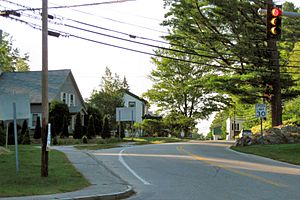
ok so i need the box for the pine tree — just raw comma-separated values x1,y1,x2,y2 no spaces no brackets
87,115,96,139
62,115,69,138
21,120,30,144
73,113,82,139
101,115,111,139
33,116,41,139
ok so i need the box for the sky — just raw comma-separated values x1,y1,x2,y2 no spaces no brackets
1,0,300,134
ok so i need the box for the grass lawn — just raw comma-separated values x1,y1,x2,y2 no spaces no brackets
75,143,122,150
231,143,300,165
0,145,90,197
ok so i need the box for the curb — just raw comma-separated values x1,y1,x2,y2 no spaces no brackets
60,186,135,200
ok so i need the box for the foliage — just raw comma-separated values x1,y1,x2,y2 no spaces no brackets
49,101,70,138
62,115,69,138
0,125,5,146
206,132,213,140
0,32,30,72
87,115,96,139
82,135,88,144
134,119,166,137
7,122,21,145
85,105,103,135
163,112,196,137
282,97,300,126
161,0,300,126
73,113,82,139
88,67,128,130
21,120,30,145
33,116,41,139
101,115,111,139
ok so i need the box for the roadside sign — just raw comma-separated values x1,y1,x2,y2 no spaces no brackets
256,104,267,118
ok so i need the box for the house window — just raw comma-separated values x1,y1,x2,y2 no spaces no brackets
128,101,136,107
232,123,239,131
61,92,67,104
69,94,75,106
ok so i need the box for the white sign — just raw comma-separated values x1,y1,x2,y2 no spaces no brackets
256,104,267,118
116,107,136,122
0,94,30,120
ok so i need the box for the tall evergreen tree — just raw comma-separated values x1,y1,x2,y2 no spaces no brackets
33,116,41,139
101,115,111,139
87,115,96,139
73,113,82,139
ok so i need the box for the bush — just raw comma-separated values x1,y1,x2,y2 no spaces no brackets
33,116,41,139
0,125,5,146
21,120,30,145
87,115,96,139
101,115,111,139
82,135,88,144
7,122,21,145
52,136,58,145
73,113,82,139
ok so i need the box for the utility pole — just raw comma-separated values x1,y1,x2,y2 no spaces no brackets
266,0,282,127
41,0,49,177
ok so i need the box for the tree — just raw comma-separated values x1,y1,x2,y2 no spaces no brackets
101,115,111,139
0,124,5,146
0,32,30,72
145,48,229,134
88,67,128,129
73,113,82,139
161,0,300,127
34,116,41,139
86,104,103,135
49,101,70,138
62,115,69,138
87,115,96,139
20,120,30,144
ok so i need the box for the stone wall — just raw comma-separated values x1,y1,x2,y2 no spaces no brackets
234,126,300,146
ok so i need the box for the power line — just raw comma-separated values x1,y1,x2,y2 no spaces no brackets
5,14,300,76
1,0,136,11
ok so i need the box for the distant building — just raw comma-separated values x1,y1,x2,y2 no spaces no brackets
122,90,148,123
0,69,86,132
226,118,245,140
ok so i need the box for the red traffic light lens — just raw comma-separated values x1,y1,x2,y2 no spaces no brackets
272,8,282,17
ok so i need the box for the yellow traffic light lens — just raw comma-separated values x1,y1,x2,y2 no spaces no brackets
270,27,281,35
270,18,277,25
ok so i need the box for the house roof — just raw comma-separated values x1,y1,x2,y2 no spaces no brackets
0,70,85,110
123,90,148,104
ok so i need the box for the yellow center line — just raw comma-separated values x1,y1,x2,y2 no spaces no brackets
176,145,288,188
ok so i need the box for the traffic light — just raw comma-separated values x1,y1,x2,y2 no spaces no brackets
267,5,282,39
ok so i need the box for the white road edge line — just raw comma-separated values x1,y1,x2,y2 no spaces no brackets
119,148,152,185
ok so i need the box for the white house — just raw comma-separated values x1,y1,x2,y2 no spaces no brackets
122,90,148,123
226,117,245,140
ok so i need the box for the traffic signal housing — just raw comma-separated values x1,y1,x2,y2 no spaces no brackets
267,5,282,39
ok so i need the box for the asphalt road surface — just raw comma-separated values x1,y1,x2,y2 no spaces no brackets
91,141,300,200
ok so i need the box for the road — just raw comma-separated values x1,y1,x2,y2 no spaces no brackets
91,141,300,200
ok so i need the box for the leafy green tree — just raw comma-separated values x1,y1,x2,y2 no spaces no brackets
0,32,30,72
33,116,41,139
86,104,103,135
163,112,196,137
134,119,166,137
161,0,300,127
87,115,96,139
49,101,70,138
73,113,82,139
88,67,128,130
101,115,111,139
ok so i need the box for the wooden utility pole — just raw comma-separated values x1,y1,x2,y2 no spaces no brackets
266,0,282,127
41,0,49,177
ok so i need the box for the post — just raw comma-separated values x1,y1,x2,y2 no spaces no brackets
266,0,282,127
41,0,49,177
13,103,19,174
260,118,263,135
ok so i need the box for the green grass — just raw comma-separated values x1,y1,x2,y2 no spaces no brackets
231,143,300,165
0,145,90,197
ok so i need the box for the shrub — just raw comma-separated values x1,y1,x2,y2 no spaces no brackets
61,115,69,138
0,125,5,146
73,113,82,139
33,116,41,139
101,115,111,139
49,100,70,137
7,122,21,145
21,120,30,145
82,135,88,144
87,115,96,139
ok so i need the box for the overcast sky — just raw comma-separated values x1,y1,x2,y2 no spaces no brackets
1,0,299,134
